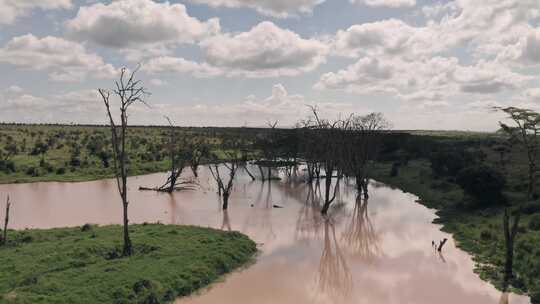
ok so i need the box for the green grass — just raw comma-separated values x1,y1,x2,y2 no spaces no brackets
0,224,257,303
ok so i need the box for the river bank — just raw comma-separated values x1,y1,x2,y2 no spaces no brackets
371,160,539,302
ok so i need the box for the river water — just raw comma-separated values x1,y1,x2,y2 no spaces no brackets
0,167,530,304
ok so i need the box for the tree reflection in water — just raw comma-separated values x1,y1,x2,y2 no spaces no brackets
316,218,353,300
295,182,324,242
499,292,509,304
340,197,380,261
242,182,276,241
221,209,231,231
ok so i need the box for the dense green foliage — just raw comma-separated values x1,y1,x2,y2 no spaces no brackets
456,165,506,206
0,224,256,303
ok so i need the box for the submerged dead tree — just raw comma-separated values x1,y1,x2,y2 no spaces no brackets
346,113,389,198
307,107,349,215
98,66,149,256
209,144,243,210
187,137,210,178
140,117,195,193
1,195,11,246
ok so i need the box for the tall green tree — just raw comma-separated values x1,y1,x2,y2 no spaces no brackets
498,107,540,200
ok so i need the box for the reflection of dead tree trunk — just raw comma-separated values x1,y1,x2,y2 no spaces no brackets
317,219,352,298
503,208,521,287
221,209,231,231
294,183,323,241
1,195,11,246
209,162,238,210
99,66,149,256
498,292,509,304
341,198,380,260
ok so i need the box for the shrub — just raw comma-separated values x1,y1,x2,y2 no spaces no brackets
531,290,540,304
456,165,506,206
56,167,66,175
25,166,39,177
523,201,540,215
390,162,400,177
528,215,540,231
0,159,15,173
70,156,81,167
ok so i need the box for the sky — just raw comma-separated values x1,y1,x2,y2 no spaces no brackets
0,0,539,130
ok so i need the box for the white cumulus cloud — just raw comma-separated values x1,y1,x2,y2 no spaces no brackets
0,34,118,82
66,0,220,48
0,0,72,26
187,0,325,18
200,21,328,77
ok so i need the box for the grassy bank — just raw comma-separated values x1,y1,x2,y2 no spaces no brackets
0,224,257,303
371,160,540,300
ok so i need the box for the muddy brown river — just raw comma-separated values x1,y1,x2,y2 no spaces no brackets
0,167,530,304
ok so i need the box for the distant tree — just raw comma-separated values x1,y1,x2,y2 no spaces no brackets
497,107,540,200
30,141,49,161
3,143,18,160
98,66,149,257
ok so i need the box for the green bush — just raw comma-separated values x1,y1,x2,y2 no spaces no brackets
456,165,506,206
531,290,540,304
0,159,15,173
528,215,540,231
25,166,39,177
523,201,540,215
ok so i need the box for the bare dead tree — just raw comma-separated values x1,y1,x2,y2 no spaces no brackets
209,160,239,210
187,137,209,178
1,195,11,246
208,144,242,210
503,208,521,287
306,107,350,215
346,113,390,198
140,117,195,193
98,66,149,256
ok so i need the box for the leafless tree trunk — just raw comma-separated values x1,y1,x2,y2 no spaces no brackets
1,195,11,246
98,66,149,257
503,208,521,287
209,162,238,210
